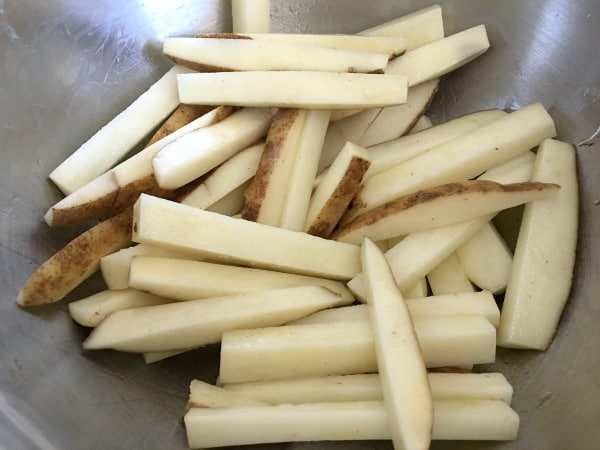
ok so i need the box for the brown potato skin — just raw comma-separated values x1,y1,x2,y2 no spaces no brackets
147,104,214,146
306,156,371,238
17,209,133,306
48,187,118,227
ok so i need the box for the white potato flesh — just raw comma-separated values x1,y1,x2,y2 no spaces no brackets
152,108,274,190
498,139,578,350
188,379,266,408
177,71,408,109
408,114,433,133
204,181,249,216
362,239,432,450
335,180,559,245
365,109,507,179
68,289,172,327
239,33,407,55
48,65,191,194
403,277,429,299
231,0,270,33
218,315,496,383
478,150,536,183
279,109,331,231
128,257,354,303
456,222,513,293
386,25,489,86
427,252,475,295
132,195,361,280
351,103,556,219
164,38,390,73
178,142,263,209
221,372,513,404
184,399,518,447
83,285,343,352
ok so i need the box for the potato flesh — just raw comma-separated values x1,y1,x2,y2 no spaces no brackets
408,114,433,133
231,0,270,33
132,194,361,280
184,399,519,447
498,139,578,350
218,316,496,383
204,182,249,216
427,252,475,295
48,65,191,195
177,71,408,109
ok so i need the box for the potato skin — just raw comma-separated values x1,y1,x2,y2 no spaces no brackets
147,104,214,146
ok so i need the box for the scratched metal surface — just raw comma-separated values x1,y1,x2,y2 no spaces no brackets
0,0,598,449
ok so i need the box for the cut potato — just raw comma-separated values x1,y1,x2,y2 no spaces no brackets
184,399,519,447
361,238,432,450
177,71,408,109
218,315,496,383
231,0,270,33
427,253,475,295
402,277,429,299
133,194,361,280
386,25,489,86
205,182,250,216
498,139,578,350
146,104,214,146
305,142,371,237
365,109,507,179
128,257,354,303
48,65,192,195
188,379,266,409
408,115,433,133
220,372,513,404
83,285,343,352
152,108,275,190
334,180,559,244
17,209,132,306
346,103,556,221
68,288,172,327
164,38,390,73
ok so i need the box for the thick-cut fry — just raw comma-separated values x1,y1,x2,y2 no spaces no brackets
345,103,556,221
205,181,249,216
305,142,371,238
146,104,214,146
128,257,354,303
132,194,361,280
231,0,270,34
219,316,496,383
16,209,132,306
334,180,559,245
68,289,172,327
188,380,266,409
164,38,390,73
83,286,343,352
48,65,192,195
408,115,433,133
184,399,519,447
152,108,274,190
362,238,432,450
498,139,578,350
403,277,429,298
220,372,513,404
427,253,475,295
177,71,408,109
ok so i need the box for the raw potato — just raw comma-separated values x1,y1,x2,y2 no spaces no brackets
48,65,192,195
334,180,559,245
163,37,391,73
68,289,172,327
132,194,361,280
176,71,408,109
184,400,519,447
361,238,433,450
152,107,275,190
83,285,344,352
408,115,433,133
427,253,475,295
231,0,270,33
16,209,132,306
188,380,266,409
146,104,213,146
128,257,354,303
403,277,429,299
205,181,249,216
305,142,371,238
498,139,578,350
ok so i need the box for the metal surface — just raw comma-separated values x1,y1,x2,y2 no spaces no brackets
1,0,598,449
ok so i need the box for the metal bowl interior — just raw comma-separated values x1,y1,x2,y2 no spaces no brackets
1,1,598,449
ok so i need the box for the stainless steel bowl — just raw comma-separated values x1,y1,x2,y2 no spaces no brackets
1,1,598,449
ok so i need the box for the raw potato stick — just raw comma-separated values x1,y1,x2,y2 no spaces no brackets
231,0,270,33
48,65,192,195
498,139,578,350
83,285,344,352
361,238,433,450
16,209,132,306
184,399,519,447
132,194,361,280
176,71,408,109
205,181,249,216
408,115,433,133
128,257,354,303
219,372,514,404
146,104,214,146
427,252,475,295
218,315,496,383
188,379,266,409
403,277,429,298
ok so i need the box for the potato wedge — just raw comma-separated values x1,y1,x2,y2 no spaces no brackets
177,71,408,109
17,209,132,306
334,180,559,245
